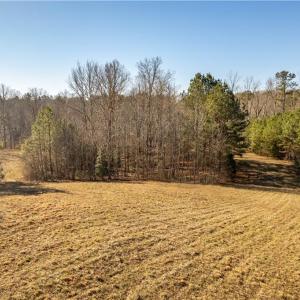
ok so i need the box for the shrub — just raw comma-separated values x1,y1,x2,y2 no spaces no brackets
95,151,109,179
0,162,4,181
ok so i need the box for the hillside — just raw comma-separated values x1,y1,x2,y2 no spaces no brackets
0,151,299,299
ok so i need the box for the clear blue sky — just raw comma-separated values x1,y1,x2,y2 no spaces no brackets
0,1,299,94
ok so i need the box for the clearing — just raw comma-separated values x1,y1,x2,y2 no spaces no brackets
0,150,299,299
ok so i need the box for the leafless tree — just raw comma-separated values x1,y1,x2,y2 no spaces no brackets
96,60,129,178
69,61,100,136
227,71,241,93
242,77,263,117
265,78,277,115
0,84,10,148
2,59,300,183
135,57,174,178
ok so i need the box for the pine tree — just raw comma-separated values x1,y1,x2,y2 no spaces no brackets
183,73,247,178
22,106,58,180
95,150,109,179
275,71,297,112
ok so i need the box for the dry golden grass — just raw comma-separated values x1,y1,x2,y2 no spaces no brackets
0,151,299,299
0,149,24,182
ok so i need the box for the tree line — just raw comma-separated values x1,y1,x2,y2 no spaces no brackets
0,58,299,182
231,71,299,118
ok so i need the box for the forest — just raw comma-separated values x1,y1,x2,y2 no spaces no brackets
0,59,299,182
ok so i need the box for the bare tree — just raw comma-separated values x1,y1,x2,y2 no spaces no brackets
227,71,241,93
96,59,129,178
0,84,9,148
135,57,173,177
242,77,263,117
69,61,100,136
265,78,277,115
0,84,14,148
5,59,296,183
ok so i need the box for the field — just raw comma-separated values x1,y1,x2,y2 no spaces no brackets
0,150,299,299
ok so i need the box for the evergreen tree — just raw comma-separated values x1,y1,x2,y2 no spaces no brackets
22,106,58,180
275,71,297,112
95,150,109,179
183,73,247,178
247,109,300,163
206,83,248,155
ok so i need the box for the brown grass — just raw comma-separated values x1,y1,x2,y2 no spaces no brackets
0,149,25,182
0,151,299,299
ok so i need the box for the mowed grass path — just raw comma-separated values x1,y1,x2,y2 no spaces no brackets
0,151,299,299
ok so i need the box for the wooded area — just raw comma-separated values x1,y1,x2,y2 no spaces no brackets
1,58,299,182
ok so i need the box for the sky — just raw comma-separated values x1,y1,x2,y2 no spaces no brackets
0,1,300,95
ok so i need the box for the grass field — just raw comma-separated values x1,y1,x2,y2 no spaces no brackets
0,151,299,299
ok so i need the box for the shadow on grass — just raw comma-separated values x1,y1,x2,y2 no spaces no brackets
223,182,300,195
0,181,66,196
71,178,145,184
231,158,300,195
